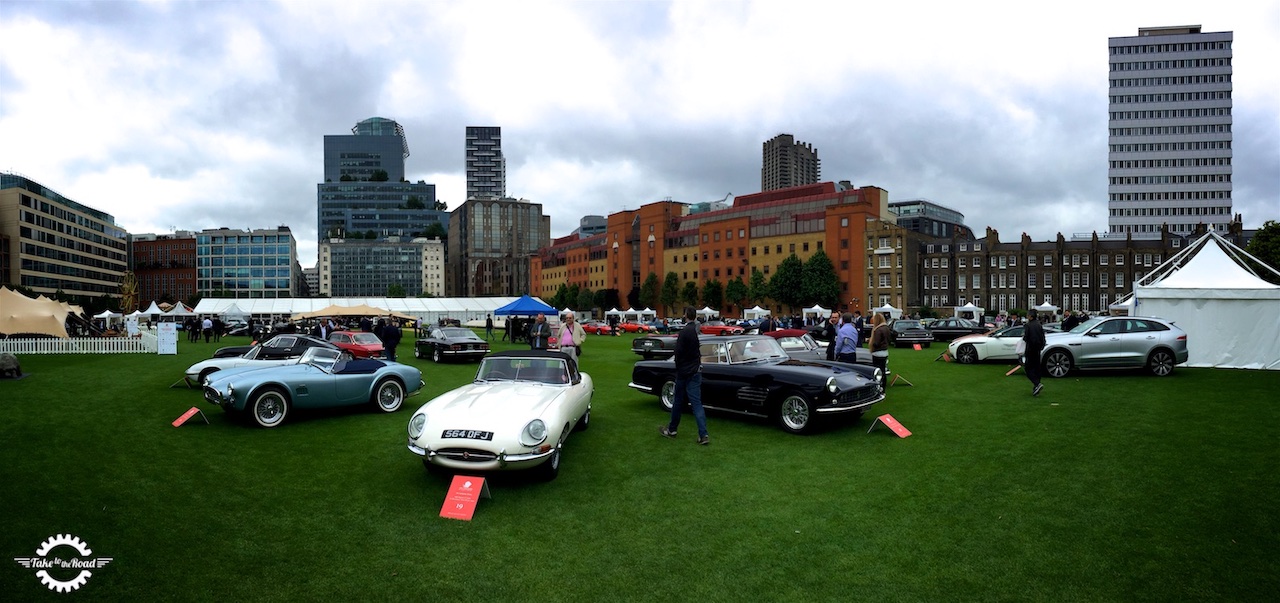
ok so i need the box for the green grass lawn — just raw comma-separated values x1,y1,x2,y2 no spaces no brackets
2,331,1277,601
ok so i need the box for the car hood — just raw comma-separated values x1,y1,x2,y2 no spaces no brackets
206,362,318,388
414,381,569,429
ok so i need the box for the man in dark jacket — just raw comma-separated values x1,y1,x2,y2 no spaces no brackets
1022,311,1047,396
661,307,709,445
381,320,402,361
821,313,839,361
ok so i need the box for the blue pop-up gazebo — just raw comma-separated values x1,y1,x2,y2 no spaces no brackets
493,294,557,316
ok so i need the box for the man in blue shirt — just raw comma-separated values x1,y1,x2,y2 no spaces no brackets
835,312,860,363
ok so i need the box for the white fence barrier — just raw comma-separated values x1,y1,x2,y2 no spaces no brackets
0,330,158,355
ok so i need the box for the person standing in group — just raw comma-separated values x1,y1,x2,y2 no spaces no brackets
835,312,859,363
868,313,891,388
212,316,224,342
853,311,865,336
1022,311,1047,396
556,311,587,364
185,317,197,342
382,319,402,362
661,307,709,445
485,314,494,341
528,313,552,350
202,316,213,343
822,313,840,361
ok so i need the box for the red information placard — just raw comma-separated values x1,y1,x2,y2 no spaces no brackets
867,414,912,438
172,406,208,427
912,344,922,351
440,475,491,521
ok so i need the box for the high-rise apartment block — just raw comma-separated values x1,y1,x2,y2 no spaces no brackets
465,126,506,200
195,226,302,298
318,236,444,297
1,172,128,302
761,134,820,191
448,197,549,297
1107,25,1233,237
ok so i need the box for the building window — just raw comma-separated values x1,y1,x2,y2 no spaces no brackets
1028,255,1037,267
1100,255,1108,266
1116,254,1124,265
1044,254,1053,266
841,239,849,249
1009,256,1017,267
841,218,849,227
1028,273,1037,288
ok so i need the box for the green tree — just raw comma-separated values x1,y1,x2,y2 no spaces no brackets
1245,220,1280,284
702,279,723,313
424,222,447,241
725,276,748,315
386,283,407,298
768,254,805,312
433,200,449,211
800,249,841,310
405,195,426,210
552,283,570,310
748,268,770,306
661,272,680,316
364,230,377,240
681,281,700,308
371,169,389,182
639,272,660,310
576,287,594,314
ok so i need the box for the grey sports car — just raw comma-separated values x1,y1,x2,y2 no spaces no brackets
203,347,424,428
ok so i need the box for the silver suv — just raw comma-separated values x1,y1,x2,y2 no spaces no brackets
1041,316,1188,378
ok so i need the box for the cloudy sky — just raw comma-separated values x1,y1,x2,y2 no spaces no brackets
2,1,1277,268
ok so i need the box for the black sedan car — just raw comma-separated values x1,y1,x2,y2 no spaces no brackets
212,334,340,360
889,319,934,348
926,317,988,342
414,327,491,363
628,335,884,434
631,334,678,360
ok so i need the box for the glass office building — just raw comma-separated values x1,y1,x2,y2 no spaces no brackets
195,227,300,298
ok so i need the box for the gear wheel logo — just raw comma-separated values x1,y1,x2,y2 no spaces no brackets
13,534,113,593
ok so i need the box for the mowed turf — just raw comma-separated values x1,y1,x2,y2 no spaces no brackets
1,330,1277,601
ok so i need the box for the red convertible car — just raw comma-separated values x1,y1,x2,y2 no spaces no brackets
699,320,745,336
618,320,658,334
581,320,615,335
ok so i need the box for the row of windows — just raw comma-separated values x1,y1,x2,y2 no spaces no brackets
1110,206,1229,217
1110,157,1230,169
197,256,292,267
1110,141,1231,153
1110,91,1230,104
1110,41,1230,55
21,274,120,295
1110,223,1229,234
197,268,292,278
1110,174,1231,186
1110,124,1230,136
1109,107,1228,121
19,195,122,240
1109,74,1231,88
195,234,290,245
20,241,126,273
19,210,128,255
1109,191,1230,201
1109,58,1229,71
20,258,122,285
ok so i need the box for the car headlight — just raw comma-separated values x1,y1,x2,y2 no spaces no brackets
520,419,547,447
873,368,884,385
826,376,839,394
225,383,235,399
408,413,427,439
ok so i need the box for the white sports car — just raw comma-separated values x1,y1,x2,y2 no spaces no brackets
184,339,342,386
948,324,1058,364
406,350,592,481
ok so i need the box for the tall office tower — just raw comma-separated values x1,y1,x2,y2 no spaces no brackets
317,117,446,253
1107,25,1233,237
761,134,820,191
465,126,506,199
447,197,549,296
317,236,443,297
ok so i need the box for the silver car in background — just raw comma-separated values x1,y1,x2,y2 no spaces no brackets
1041,316,1189,378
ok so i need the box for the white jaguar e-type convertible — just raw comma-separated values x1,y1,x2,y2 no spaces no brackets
406,350,593,481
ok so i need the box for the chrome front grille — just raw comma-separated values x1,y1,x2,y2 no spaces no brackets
436,448,499,463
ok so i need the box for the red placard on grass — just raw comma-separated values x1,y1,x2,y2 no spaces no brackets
172,406,208,427
867,414,912,438
912,343,922,351
441,475,492,521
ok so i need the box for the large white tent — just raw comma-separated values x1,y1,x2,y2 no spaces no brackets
1132,232,1280,370
744,305,772,320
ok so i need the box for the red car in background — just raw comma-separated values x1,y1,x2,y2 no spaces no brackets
581,320,615,335
618,320,657,334
327,330,386,359
699,320,745,336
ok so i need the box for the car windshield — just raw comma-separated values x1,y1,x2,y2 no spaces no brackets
993,326,1023,338
242,345,264,360
475,356,569,385
302,348,343,372
725,338,789,363
352,333,382,344
1071,317,1104,334
895,320,921,330
440,328,476,340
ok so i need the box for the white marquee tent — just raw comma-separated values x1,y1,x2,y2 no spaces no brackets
744,305,772,320
872,304,903,319
697,306,719,319
1132,231,1280,370
801,304,829,321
